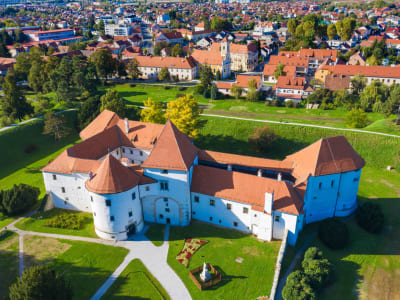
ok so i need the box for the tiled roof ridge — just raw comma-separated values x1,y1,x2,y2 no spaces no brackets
325,138,340,173
169,119,187,169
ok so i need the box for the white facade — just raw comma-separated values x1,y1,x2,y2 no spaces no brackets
105,24,132,37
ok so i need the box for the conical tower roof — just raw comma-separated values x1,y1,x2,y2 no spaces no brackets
86,155,140,194
142,120,199,171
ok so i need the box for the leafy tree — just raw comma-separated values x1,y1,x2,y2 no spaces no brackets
9,265,72,300
78,96,101,129
274,63,286,79
43,111,70,141
0,184,39,216
246,79,260,102
100,89,126,117
318,219,349,249
14,52,32,80
158,67,170,81
248,125,278,152
1,70,33,121
28,59,45,92
216,70,221,81
211,17,231,31
14,29,28,43
55,80,73,103
384,84,400,117
141,97,165,124
327,24,337,40
302,248,333,290
231,85,243,99
58,56,74,85
90,49,116,79
116,59,127,77
295,23,305,37
165,95,202,137
0,42,10,57
199,65,214,90
345,108,369,128
153,43,162,56
366,55,378,66
350,74,366,95
126,58,142,79
171,44,183,57
287,18,298,36
360,80,389,112
1,28,13,45
210,83,218,100
282,271,315,300
356,202,384,233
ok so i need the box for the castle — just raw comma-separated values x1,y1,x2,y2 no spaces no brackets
41,110,365,245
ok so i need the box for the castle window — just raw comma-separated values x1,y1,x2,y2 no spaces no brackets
53,174,57,180
132,192,136,200
209,216,213,221
129,211,132,217
159,214,164,219
116,150,119,155
61,187,65,193
233,222,238,227
106,199,111,207
160,181,169,191
162,169,168,174
163,197,168,202
331,180,334,187
90,196,93,202
243,207,249,214
146,186,150,191
165,208,170,212
122,148,125,153
209,199,215,206
192,211,196,215
110,216,115,221
319,182,322,189
219,220,221,224
194,196,199,203
226,203,232,210
275,216,280,222
140,151,143,156
130,150,133,154
353,178,359,182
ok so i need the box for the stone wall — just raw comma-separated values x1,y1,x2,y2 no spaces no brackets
269,229,288,300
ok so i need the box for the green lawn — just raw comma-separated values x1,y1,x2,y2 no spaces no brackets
15,208,97,238
22,235,129,300
167,222,281,300
145,223,165,246
102,259,170,300
0,230,19,298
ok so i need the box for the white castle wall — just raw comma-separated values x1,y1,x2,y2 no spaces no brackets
89,185,144,240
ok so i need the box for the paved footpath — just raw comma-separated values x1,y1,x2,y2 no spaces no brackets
3,217,191,300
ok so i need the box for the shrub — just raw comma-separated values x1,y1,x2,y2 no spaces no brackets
129,83,136,88
285,100,295,108
176,93,185,98
345,108,369,128
24,144,37,154
356,202,384,233
1,115,14,127
202,88,210,99
163,85,170,90
272,99,281,107
194,84,205,94
282,270,316,300
318,219,349,249
302,247,333,290
178,86,186,91
45,213,85,230
0,184,39,216
248,125,278,152
9,265,73,300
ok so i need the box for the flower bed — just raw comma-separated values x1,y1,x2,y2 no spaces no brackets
176,238,208,268
44,213,85,230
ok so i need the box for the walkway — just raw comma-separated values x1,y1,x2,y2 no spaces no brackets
4,218,191,300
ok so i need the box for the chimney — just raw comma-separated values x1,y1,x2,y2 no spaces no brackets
257,169,262,177
277,172,282,181
264,192,274,214
227,164,232,171
124,118,129,134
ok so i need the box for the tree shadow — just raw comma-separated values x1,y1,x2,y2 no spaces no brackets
205,265,247,290
119,91,147,99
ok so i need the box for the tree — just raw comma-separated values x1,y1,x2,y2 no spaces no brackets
302,248,333,290
100,89,126,117
318,219,349,249
246,79,260,102
336,18,356,41
210,83,218,100
356,202,384,233
14,52,32,80
43,111,70,141
141,97,165,124
165,95,202,137
28,59,45,92
0,184,39,216
171,44,183,57
282,271,315,300
126,58,142,79
0,42,10,57
345,108,369,128
350,74,366,95
360,80,389,111
78,96,101,129
327,24,337,40
216,70,221,81
274,63,286,79
231,85,243,99
366,55,378,66
287,18,298,36
384,84,400,117
90,49,116,79
248,125,278,152
9,265,72,300
1,70,33,121
58,56,74,85
158,67,170,81
199,65,214,90
55,80,73,103
211,17,231,31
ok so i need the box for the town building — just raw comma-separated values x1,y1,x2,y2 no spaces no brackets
105,24,133,36
41,110,365,246
211,42,258,72
27,29,75,41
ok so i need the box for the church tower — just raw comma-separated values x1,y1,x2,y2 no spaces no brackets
220,37,230,60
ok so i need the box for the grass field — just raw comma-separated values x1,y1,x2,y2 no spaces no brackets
167,221,281,300
102,259,170,300
0,230,19,298
145,223,165,246
15,208,97,238
22,235,128,300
